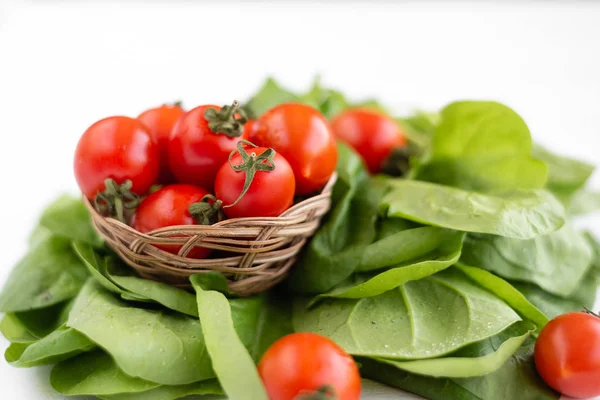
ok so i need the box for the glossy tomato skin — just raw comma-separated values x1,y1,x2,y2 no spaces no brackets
215,147,295,219
74,116,160,199
258,333,361,400
137,104,185,183
131,184,211,258
534,312,600,398
250,103,337,195
331,108,407,173
168,105,241,190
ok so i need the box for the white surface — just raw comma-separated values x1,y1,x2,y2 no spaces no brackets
1,0,600,399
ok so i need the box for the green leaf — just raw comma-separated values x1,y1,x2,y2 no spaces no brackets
72,241,129,295
359,341,559,400
415,101,547,191
67,280,214,385
461,224,593,297
0,314,39,343
51,350,160,395
100,380,223,400
455,264,548,330
375,321,534,378
533,145,595,194
244,77,299,118
313,231,464,301
7,325,94,367
0,235,88,312
11,301,72,338
382,180,565,240
187,271,232,295
39,194,103,247
567,189,600,216
191,276,268,400
289,143,380,293
293,269,521,359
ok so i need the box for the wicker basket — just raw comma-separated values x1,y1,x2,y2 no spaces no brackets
84,174,337,296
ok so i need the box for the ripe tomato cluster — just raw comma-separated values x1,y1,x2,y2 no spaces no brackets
74,101,394,259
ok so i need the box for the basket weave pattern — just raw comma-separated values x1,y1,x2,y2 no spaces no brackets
85,174,336,296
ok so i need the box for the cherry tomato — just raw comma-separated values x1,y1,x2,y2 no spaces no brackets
331,108,407,173
242,119,258,139
131,184,212,258
74,116,160,199
258,333,361,400
534,312,600,398
137,104,185,183
215,146,295,218
250,103,337,195
168,104,244,190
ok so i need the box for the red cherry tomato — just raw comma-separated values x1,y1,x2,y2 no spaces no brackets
250,103,337,195
242,119,257,139
131,184,212,258
258,333,361,400
214,146,295,219
137,104,185,183
331,108,407,173
534,312,600,398
168,104,243,190
74,116,160,199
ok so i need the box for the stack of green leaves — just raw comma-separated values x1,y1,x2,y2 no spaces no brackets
1,77,599,400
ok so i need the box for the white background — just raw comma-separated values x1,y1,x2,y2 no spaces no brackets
0,0,599,399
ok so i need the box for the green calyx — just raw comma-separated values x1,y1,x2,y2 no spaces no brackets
224,140,276,209
93,179,140,223
204,100,247,138
295,385,338,400
188,195,224,226
380,145,418,177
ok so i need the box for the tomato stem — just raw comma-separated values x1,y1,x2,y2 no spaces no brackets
295,385,338,400
188,195,224,225
380,146,413,177
223,140,276,209
93,179,140,223
204,100,247,138
583,305,600,318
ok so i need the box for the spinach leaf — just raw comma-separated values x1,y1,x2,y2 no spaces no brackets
67,280,214,385
532,145,594,195
39,194,103,247
229,292,293,362
0,314,39,343
313,231,464,301
6,325,94,367
359,340,559,400
455,264,548,330
415,101,547,191
72,241,131,296
188,271,233,295
11,300,72,337
382,180,565,240
51,350,160,395
0,235,88,312
101,380,223,400
191,276,268,400
289,143,381,293
376,321,534,378
293,269,521,359
461,225,592,297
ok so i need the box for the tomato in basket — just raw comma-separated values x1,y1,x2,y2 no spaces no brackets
168,102,246,190
137,103,185,184
131,184,214,258
249,103,337,195
215,142,295,219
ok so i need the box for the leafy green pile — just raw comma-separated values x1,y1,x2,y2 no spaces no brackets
1,78,599,400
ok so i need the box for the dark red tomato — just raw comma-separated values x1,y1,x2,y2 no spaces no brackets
168,105,242,190
534,312,600,398
331,108,407,173
250,103,337,195
215,147,295,218
74,116,160,199
137,104,185,183
258,333,361,400
131,184,212,258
